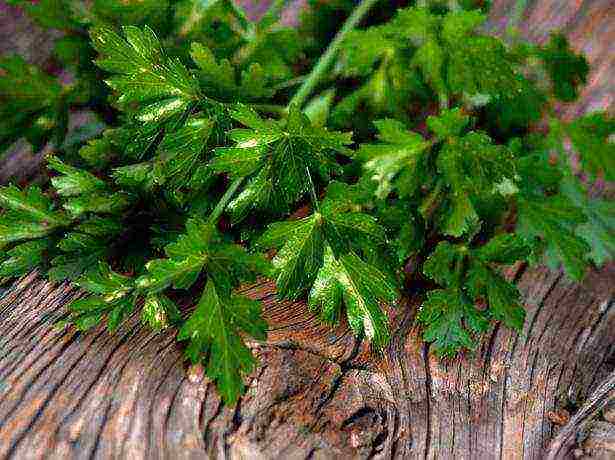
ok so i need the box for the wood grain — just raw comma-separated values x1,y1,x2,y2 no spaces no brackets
0,264,613,459
0,1,614,458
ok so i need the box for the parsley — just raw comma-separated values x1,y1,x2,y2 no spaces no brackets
1,0,613,403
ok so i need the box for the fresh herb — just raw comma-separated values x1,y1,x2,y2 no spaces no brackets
1,0,613,403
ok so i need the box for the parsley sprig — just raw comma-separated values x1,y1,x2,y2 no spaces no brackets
1,0,613,403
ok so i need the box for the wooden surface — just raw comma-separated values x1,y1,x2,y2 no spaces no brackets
0,266,614,459
1,1,615,459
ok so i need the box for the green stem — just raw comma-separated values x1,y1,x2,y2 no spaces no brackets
510,0,528,28
233,0,290,64
287,0,381,110
260,0,289,26
208,177,245,224
227,0,253,35
273,75,307,91
250,103,288,117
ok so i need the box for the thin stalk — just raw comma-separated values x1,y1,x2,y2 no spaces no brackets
260,0,289,27
510,0,529,28
208,177,245,224
250,103,288,117
438,93,449,110
226,0,254,36
287,0,381,110
504,0,529,43
233,0,291,64
273,75,307,91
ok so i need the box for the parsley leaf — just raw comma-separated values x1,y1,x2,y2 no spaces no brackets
212,105,352,221
0,240,50,277
136,217,266,295
62,262,136,333
516,194,590,281
177,279,267,404
358,119,431,199
0,185,69,243
257,192,397,348
309,247,395,348
90,25,200,121
420,236,529,355
565,112,615,182
419,288,489,357
538,33,589,102
190,42,274,102
560,176,615,268
0,56,65,153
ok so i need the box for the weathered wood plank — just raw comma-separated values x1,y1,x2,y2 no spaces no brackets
0,265,613,459
0,1,614,458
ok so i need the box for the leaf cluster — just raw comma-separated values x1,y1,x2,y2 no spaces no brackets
1,0,613,404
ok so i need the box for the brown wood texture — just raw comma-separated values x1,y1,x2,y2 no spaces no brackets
0,1,614,459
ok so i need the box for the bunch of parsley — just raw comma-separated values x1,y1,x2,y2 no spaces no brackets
1,0,613,404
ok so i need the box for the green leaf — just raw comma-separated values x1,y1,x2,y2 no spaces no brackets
476,234,531,264
177,279,267,404
113,163,156,190
426,108,469,139
465,262,525,330
516,194,590,280
411,38,446,99
333,7,437,127
63,262,136,332
395,214,425,264
79,134,116,169
63,192,132,218
48,252,103,282
441,12,520,98
422,238,528,334
566,112,615,182
73,216,122,238
309,247,395,348
0,240,50,277
90,0,171,29
243,28,305,84
340,28,398,78
152,117,213,188
48,156,107,197
190,42,274,101
213,105,352,219
137,217,264,294
0,56,64,153
76,261,133,297
435,132,515,237
171,0,246,58
48,218,121,281
538,33,589,102
62,297,108,331
258,202,397,347
303,89,336,128
0,185,68,243
0,185,64,223
418,288,489,357
142,293,182,330
576,197,615,268
423,241,466,287
484,75,546,133
560,176,615,267
90,25,199,119
358,119,431,199
258,214,326,298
